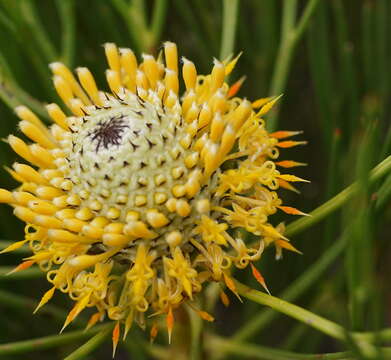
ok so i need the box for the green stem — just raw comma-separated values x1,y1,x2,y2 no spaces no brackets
323,130,342,247
355,328,391,343
0,8,17,35
234,230,348,342
220,0,240,60
123,333,149,360
0,66,50,119
63,325,113,360
56,0,75,67
130,0,154,51
193,0,220,53
0,324,110,355
150,0,168,49
234,279,346,341
187,303,203,360
281,0,298,35
171,0,212,68
111,0,148,53
234,280,389,357
285,155,391,238
144,342,170,359
19,0,58,62
331,0,359,138
267,0,297,132
267,0,320,131
133,0,147,20
375,174,391,210
208,335,391,360
0,78,20,109
293,0,321,43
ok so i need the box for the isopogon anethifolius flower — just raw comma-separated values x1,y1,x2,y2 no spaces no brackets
0,42,308,347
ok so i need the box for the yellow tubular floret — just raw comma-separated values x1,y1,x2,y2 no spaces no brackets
76,67,103,106
50,62,91,105
8,135,37,164
29,144,55,168
104,43,121,75
164,69,179,95
210,59,225,94
182,58,197,90
164,42,178,73
0,189,13,203
53,75,73,107
135,70,149,90
120,48,137,91
106,70,122,94
142,54,159,89
46,104,68,130
19,120,56,149
15,106,46,131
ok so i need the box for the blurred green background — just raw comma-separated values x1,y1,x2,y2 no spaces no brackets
0,0,390,359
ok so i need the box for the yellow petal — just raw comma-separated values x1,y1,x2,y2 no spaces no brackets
256,94,283,117
0,239,28,254
224,52,242,75
34,287,56,314
277,174,310,183
275,239,302,254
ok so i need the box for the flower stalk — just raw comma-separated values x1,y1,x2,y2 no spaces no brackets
234,279,346,341
63,325,114,360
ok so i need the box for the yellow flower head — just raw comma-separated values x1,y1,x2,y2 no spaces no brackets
0,42,307,342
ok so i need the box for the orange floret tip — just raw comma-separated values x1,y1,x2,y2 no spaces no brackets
197,310,215,322
270,130,303,139
277,206,309,216
85,312,103,331
334,128,342,137
277,140,307,148
276,160,307,168
166,307,174,344
228,76,246,98
150,322,159,343
112,322,120,358
220,291,230,307
61,295,90,333
6,260,35,275
223,273,242,302
250,263,270,295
